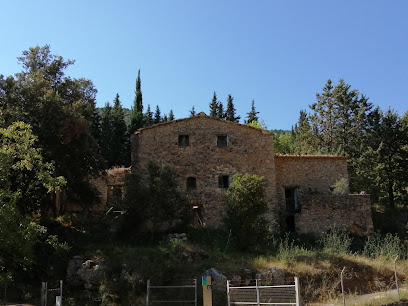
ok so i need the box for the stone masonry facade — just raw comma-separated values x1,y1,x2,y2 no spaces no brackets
126,112,373,234
131,112,277,227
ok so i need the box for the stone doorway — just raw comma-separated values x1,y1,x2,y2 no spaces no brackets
285,188,299,231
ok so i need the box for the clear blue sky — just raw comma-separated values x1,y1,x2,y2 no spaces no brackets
1,0,407,130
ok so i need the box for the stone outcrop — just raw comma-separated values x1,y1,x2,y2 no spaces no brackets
66,257,106,289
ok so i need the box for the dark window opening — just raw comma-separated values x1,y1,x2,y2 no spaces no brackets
107,185,123,204
217,135,228,147
285,187,300,231
187,177,197,190
178,135,189,147
218,175,230,188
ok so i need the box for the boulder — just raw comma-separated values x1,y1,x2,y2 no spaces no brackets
204,268,227,291
66,256,106,289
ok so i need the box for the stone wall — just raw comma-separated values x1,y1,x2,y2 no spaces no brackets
131,112,278,227
65,167,130,213
275,155,349,194
274,155,349,226
295,194,374,235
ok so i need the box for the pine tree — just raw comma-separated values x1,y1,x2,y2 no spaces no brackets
154,105,161,124
217,101,225,119
189,106,196,117
246,100,259,123
144,104,154,126
209,92,218,118
169,110,175,121
225,94,240,122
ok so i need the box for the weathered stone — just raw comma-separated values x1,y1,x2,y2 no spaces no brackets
204,268,227,291
66,257,106,289
262,267,286,285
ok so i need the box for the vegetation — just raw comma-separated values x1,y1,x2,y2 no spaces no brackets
1,45,408,305
224,174,270,250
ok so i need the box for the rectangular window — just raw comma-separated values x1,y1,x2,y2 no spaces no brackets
178,135,189,147
187,177,197,190
217,135,228,147
218,175,230,188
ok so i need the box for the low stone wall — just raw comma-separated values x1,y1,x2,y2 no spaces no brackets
295,194,374,235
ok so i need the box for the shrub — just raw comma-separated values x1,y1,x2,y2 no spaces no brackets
319,227,353,254
224,173,270,250
362,231,405,259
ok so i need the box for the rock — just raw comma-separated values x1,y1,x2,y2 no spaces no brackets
204,268,227,291
66,256,84,285
66,256,106,289
262,267,286,285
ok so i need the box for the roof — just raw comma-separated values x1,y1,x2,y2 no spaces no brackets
134,112,273,135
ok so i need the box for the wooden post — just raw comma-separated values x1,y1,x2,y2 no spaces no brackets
394,255,400,300
340,267,346,306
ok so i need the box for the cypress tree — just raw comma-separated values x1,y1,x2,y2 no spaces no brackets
129,70,144,133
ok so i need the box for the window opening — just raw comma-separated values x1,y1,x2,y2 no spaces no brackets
285,187,300,231
218,175,230,188
187,177,197,190
178,135,189,147
217,135,228,147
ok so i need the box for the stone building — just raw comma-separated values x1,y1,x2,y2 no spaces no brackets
129,112,373,235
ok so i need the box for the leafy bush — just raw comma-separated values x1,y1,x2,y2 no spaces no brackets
224,173,270,250
331,178,349,195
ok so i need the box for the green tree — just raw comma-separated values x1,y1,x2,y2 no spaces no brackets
169,110,175,121
209,92,218,118
0,45,104,210
129,70,144,133
224,173,269,250
225,94,240,122
0,115,66,280
362,108,408,208
154,105,162,124
111,94,129,166
217,101,225,119
144,104,154,126
245,100,259,123
115,162,190,238
189,106,196,117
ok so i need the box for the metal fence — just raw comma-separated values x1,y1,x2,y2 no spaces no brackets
146,278,197,306
227,277,300,306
